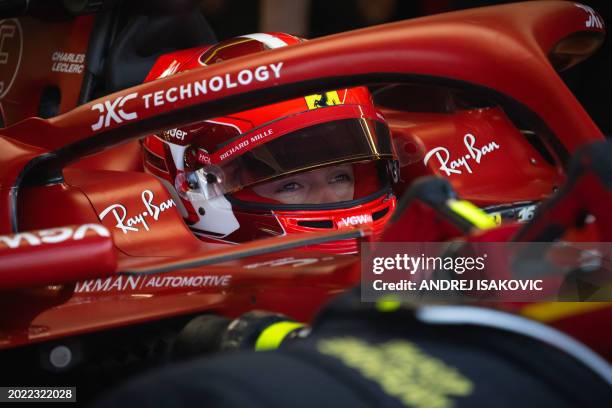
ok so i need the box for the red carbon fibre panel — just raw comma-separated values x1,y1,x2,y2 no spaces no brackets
0,16,94,125
0,249,358,349
387,107,564,205
63,169,214,257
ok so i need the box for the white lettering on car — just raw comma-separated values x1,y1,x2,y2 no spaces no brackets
141,62,284,109
91,92,139,131
0,224,110,249
99,190,176,234
74,274,232,293
51,51,85,74
423,133,501,176
90,62,284,131
244,257,334,269
159,60,180,78
517,205,537,222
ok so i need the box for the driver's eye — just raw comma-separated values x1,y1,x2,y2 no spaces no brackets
330,173,352,184
277,181,302,193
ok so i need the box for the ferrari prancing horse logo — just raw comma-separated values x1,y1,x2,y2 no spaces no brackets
305,91,342,110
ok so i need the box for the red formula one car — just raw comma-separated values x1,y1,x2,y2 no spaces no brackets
0,0,610,397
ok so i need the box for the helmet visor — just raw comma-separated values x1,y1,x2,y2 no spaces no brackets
191,118,394,201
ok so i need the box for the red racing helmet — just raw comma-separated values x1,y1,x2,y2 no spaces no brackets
143,33,398,253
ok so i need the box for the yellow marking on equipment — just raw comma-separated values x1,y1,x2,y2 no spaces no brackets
447,199,497,230
376,297,401,313
255,321,305,351
318,337,473,408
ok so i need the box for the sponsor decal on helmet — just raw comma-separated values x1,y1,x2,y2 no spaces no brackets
575,4,604,29
90,62,284,131
197,102,384,166
219,140,249,161
305,91,341,110
218,128,274,162
99,190,176,234
75,274,232,293
337,214,374,228
0,224,110,249
196,148,212,165
423,133,500,176
162,128,188,142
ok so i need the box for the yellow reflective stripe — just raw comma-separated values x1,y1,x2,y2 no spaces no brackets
255,321,305,351
520,302,611,322
447,199,497,230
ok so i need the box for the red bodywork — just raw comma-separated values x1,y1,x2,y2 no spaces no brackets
0,1,610,360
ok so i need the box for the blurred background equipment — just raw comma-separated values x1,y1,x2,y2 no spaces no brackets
93,289,612,408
